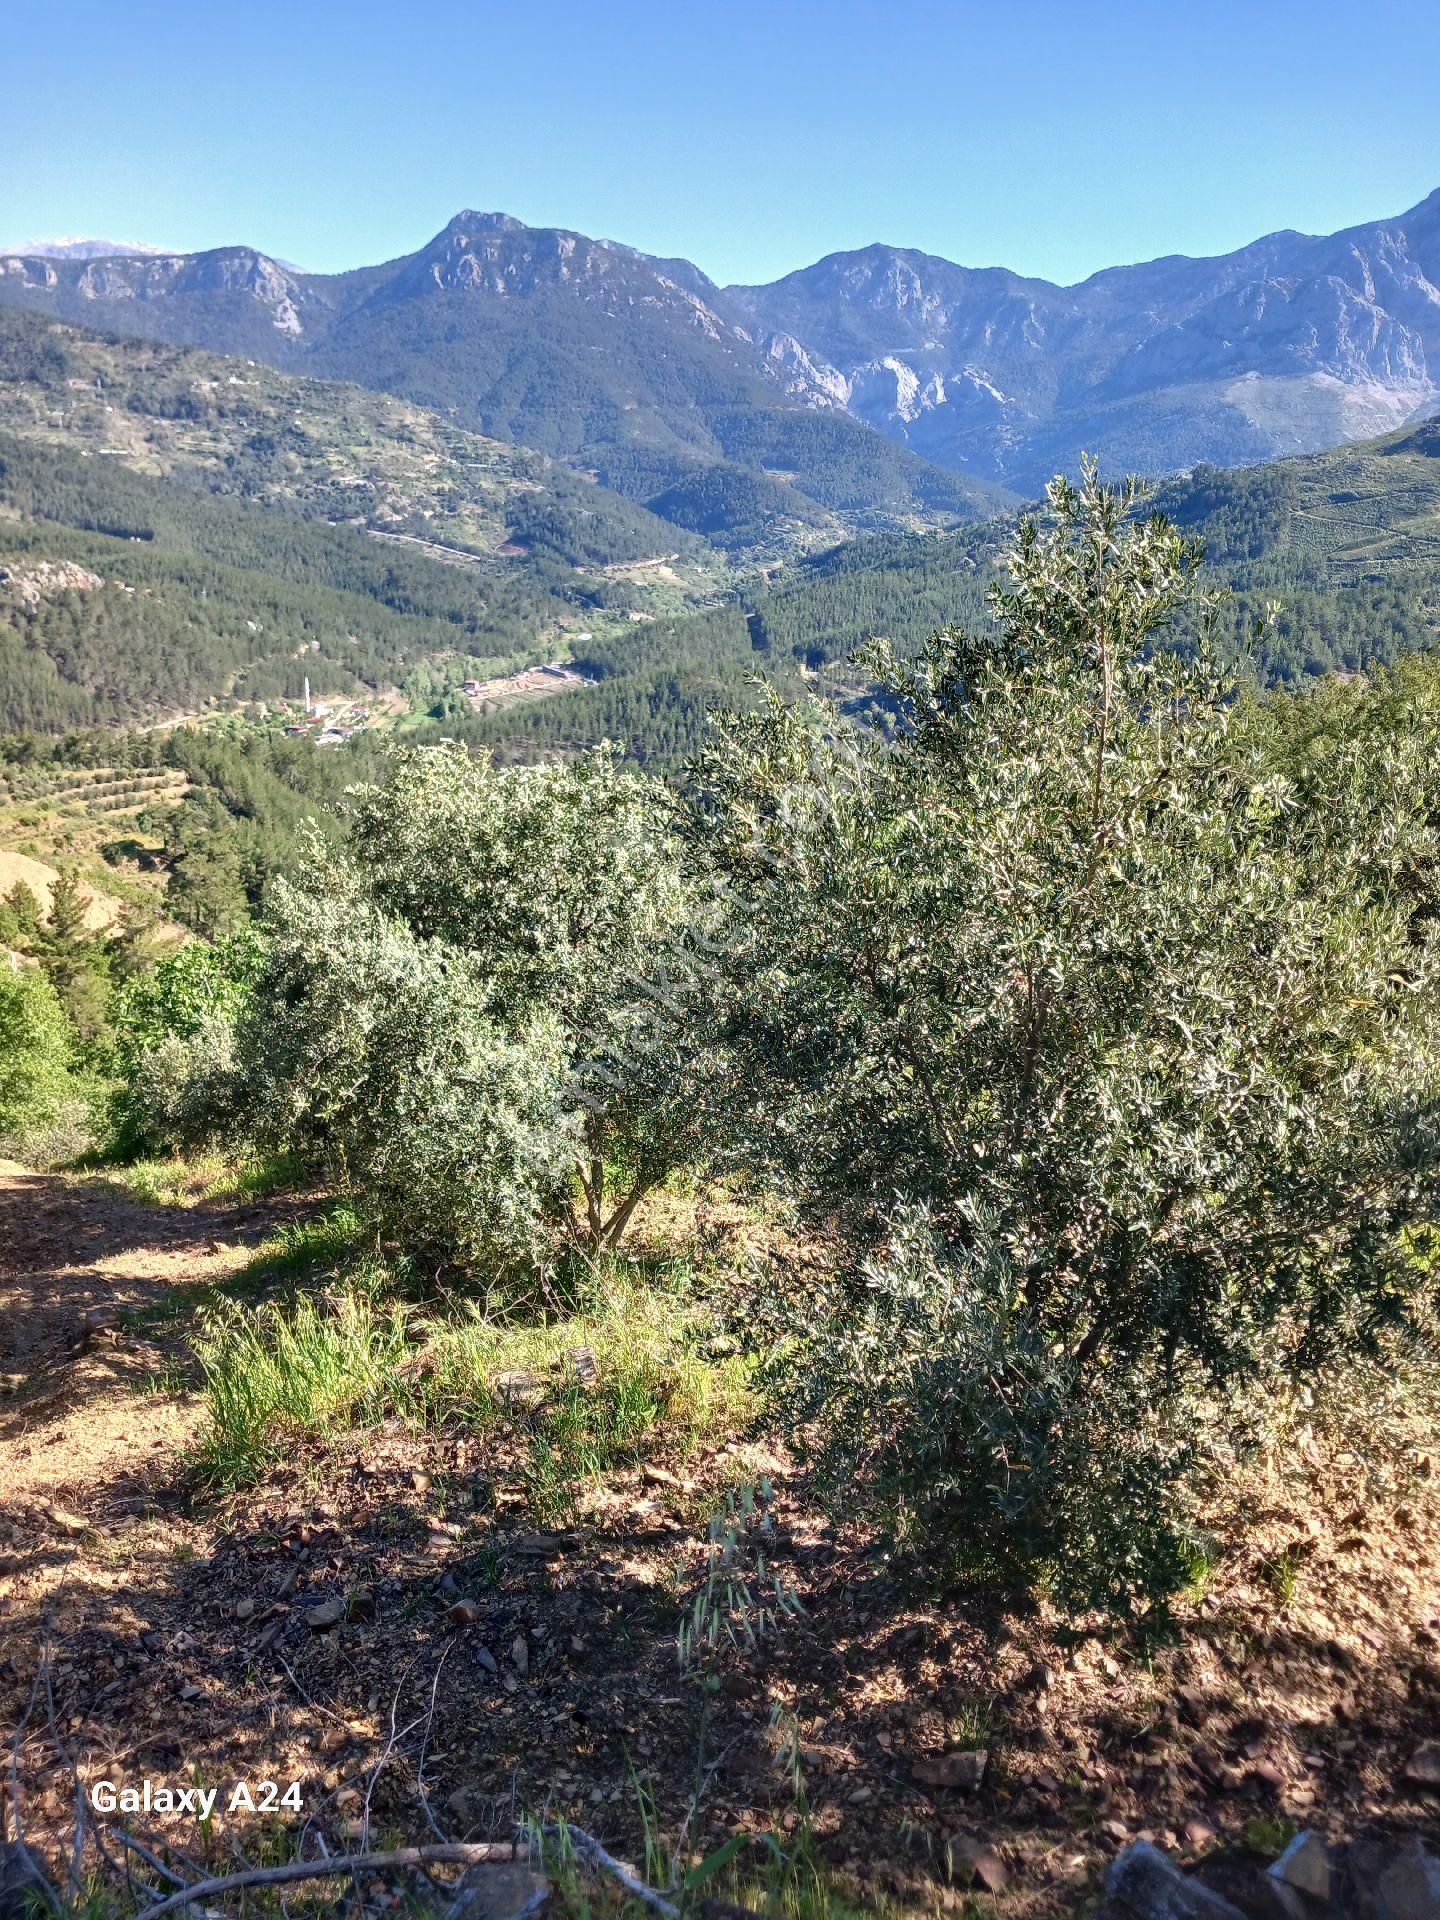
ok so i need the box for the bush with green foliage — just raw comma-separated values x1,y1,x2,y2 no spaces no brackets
107,929,264,1153
232,743,727,1264
0,964,76,1153
236,886,572,1273
692,462,1440,1614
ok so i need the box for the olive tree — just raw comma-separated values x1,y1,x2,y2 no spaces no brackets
691,463,1440,1612
238,743,726,1263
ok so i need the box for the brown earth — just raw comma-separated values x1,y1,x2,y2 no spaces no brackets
2,1166,1440,1914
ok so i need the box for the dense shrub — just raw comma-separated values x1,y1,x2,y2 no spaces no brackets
694,464,1440,1613
0,964,76,1153
232,744,728,1263
236,887,572,1274
108,930,263,1153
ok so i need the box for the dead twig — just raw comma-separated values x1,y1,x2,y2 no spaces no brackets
543,1822,681,1919
414,1640,457,1844
113,1830,192,1890
360,1651,425,1848
130,1842,524,1920
6,1647,62,1915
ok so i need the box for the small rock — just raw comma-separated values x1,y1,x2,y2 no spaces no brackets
846,1786,872,1805
510,1634,529,1676
1269,1832,1329,1903
1405,1742,1440,1789
447,1862,550,1920
46,1505,88,1536
1178,1685,1208,1726
1106,1841,1249,1919
82,1306,121,1333
346,1587,375,1623
641,1465,684,1490
1,1840,48,1920
446,1600,481,1625
913,1748,987,1791
1377,1840,1440,1920
945,1836,1007,1893
475,1646,499,1676
412,1471,433,1493
1183,1820,1217,1850
567,1345,599,1390
494,1369,541,1408
306,1598,345,1631
234,1598,256,1622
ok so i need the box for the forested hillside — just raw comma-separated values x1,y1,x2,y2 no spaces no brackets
0,308,710,572
0,429,688,729
467,417,1440,761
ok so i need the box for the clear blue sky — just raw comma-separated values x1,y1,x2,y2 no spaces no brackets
4,0,1438,287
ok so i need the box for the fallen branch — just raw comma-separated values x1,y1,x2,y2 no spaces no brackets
131,1842,524,1920
543,1822,680,1919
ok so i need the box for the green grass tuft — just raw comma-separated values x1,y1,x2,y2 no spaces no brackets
194,1280,408,1488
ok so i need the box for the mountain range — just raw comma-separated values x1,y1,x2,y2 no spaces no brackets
4,189,1440,513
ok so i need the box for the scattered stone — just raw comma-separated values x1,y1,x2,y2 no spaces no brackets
234,1598,256,1622
1183,1821,1217,1850
1269,1833,1330,1903
306,1598,345,1631
347,1586,375,1623
412,1471,433,1493
1249,1761,1287,1792
945,1836,1007,1893
81,1306,121,1333
641,1465,684,1490
1105,1841,1248,1919
913,1748,988,1791
45,1505,88,1535
1405,1743,1440,1789
510,1634,529,1676
446,1600,482,1625
474,1646,499,1676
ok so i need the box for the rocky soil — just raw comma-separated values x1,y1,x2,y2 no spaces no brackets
3,1165,1440,1916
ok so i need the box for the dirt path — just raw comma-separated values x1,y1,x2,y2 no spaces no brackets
0,1162,294,1506
3,1171,1440,1915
